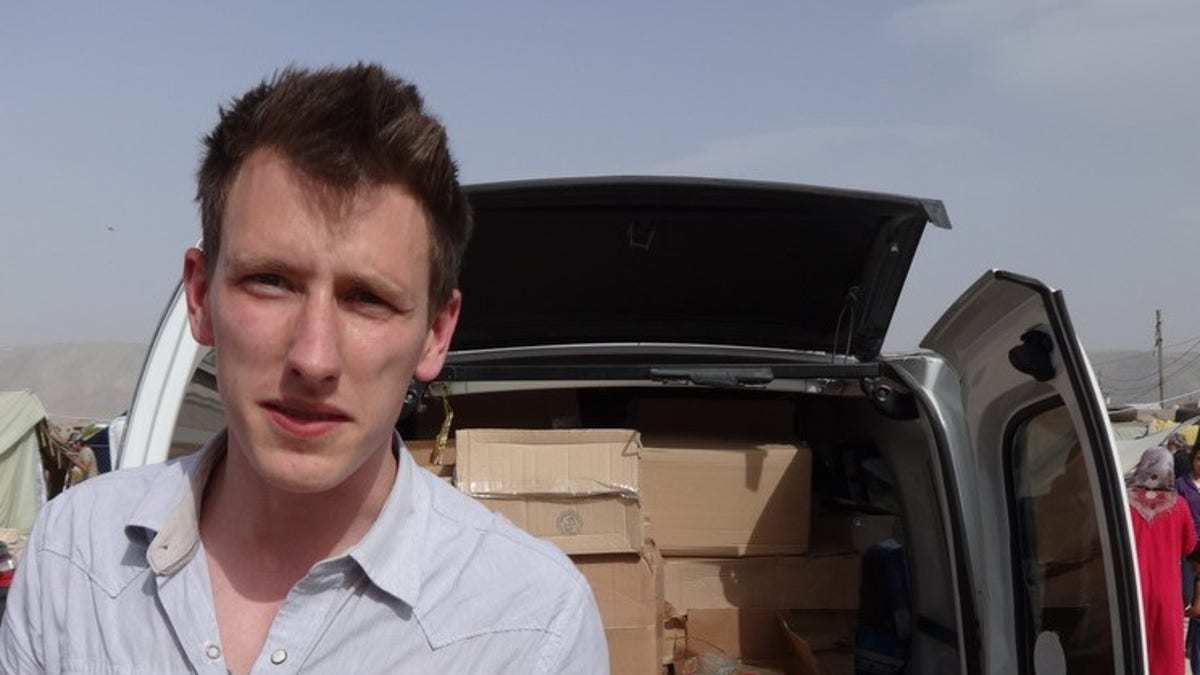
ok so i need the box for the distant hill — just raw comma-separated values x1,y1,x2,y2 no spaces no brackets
0,342,146,424
0,343,1193,425
1090,349,1200,407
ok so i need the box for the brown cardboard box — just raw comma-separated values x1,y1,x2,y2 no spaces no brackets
640,440,811,556
661,555,859,665
809,514,901,554
781,610,857,652
680,609,856,675
456,428,642,555
684,608,791,661
663,554,861,615
572,549,664,675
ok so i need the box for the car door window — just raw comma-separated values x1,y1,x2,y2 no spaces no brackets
1009,402,1114,674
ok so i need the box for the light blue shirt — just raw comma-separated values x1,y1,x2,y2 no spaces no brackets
0,432,608,674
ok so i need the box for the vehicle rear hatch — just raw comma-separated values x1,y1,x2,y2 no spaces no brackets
453,176,950,363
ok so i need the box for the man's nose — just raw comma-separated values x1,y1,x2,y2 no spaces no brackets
286,294,341,385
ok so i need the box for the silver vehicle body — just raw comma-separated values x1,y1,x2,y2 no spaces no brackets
117,178,1143,674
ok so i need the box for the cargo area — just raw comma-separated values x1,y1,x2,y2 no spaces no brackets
393,379,959,675
164,348,963,674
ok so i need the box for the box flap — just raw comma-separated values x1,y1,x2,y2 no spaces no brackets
572,549,663,629
457,428,640,497
572,549,664,675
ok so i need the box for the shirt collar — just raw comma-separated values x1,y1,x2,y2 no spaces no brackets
344,435,428,607
127,431,227,577
124,430,428,607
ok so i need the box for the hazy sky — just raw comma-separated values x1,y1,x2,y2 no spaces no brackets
3,2,1198,352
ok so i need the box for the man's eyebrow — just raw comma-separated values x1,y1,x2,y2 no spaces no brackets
222,255,297,277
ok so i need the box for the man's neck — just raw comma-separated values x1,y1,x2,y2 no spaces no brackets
199,440,398,570
195,440,397,674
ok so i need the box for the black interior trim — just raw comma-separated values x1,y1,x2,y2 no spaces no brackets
436,361,882,382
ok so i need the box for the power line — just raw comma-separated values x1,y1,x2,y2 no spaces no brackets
1099,369,1164,385
1095,335,1200,392
1163,337,1200,371
1098,314,1200,404
1090,334,1200,366
1101,348,1200,394
1108,360,1200,402
1151,388,1200,407
1094,329,1200,396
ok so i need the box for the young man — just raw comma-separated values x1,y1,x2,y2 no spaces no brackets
0,64,607,674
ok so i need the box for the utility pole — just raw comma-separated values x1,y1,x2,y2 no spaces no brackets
1156,309,1165,406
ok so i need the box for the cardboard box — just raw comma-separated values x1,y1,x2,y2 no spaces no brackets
663,554,861,616
661,555,859,666
809,514,901,554
680,609,856,675
781,610,857,653
456,428,642,555
572,549,663,675
640,440,812,556
684,608,792,662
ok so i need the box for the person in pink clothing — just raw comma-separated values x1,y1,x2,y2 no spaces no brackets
1129,445,1197,675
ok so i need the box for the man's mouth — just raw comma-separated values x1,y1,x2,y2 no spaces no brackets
262,400,351,437
266,402,350,420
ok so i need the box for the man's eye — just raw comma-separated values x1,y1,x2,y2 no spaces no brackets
348,290,388,307
249,273,284,286
243,274,290,293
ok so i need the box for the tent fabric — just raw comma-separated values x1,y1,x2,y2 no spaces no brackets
0,390,48,533
0,390,46,459
1114,418,1200,474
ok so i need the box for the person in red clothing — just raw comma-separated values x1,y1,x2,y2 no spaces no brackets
1130,445,1197,675
1174,443,1200,674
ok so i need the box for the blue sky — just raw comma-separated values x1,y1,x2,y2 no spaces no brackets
3,2,1198,351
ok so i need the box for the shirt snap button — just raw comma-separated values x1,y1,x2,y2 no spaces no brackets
204,644,221,660
270,649,288,665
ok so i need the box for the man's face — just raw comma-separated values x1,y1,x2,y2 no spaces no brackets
182,148,460,494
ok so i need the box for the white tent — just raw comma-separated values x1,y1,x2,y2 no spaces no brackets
1113,414,1200,477
0,390,48,534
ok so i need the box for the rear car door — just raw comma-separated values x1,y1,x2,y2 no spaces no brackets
921,270,1142,674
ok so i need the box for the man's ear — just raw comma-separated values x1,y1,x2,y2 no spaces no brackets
414,290,461,382
182,248,216,347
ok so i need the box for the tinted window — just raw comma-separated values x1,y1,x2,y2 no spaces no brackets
1010,404,1114,674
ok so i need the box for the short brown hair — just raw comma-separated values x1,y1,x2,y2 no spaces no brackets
195,63,472,310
